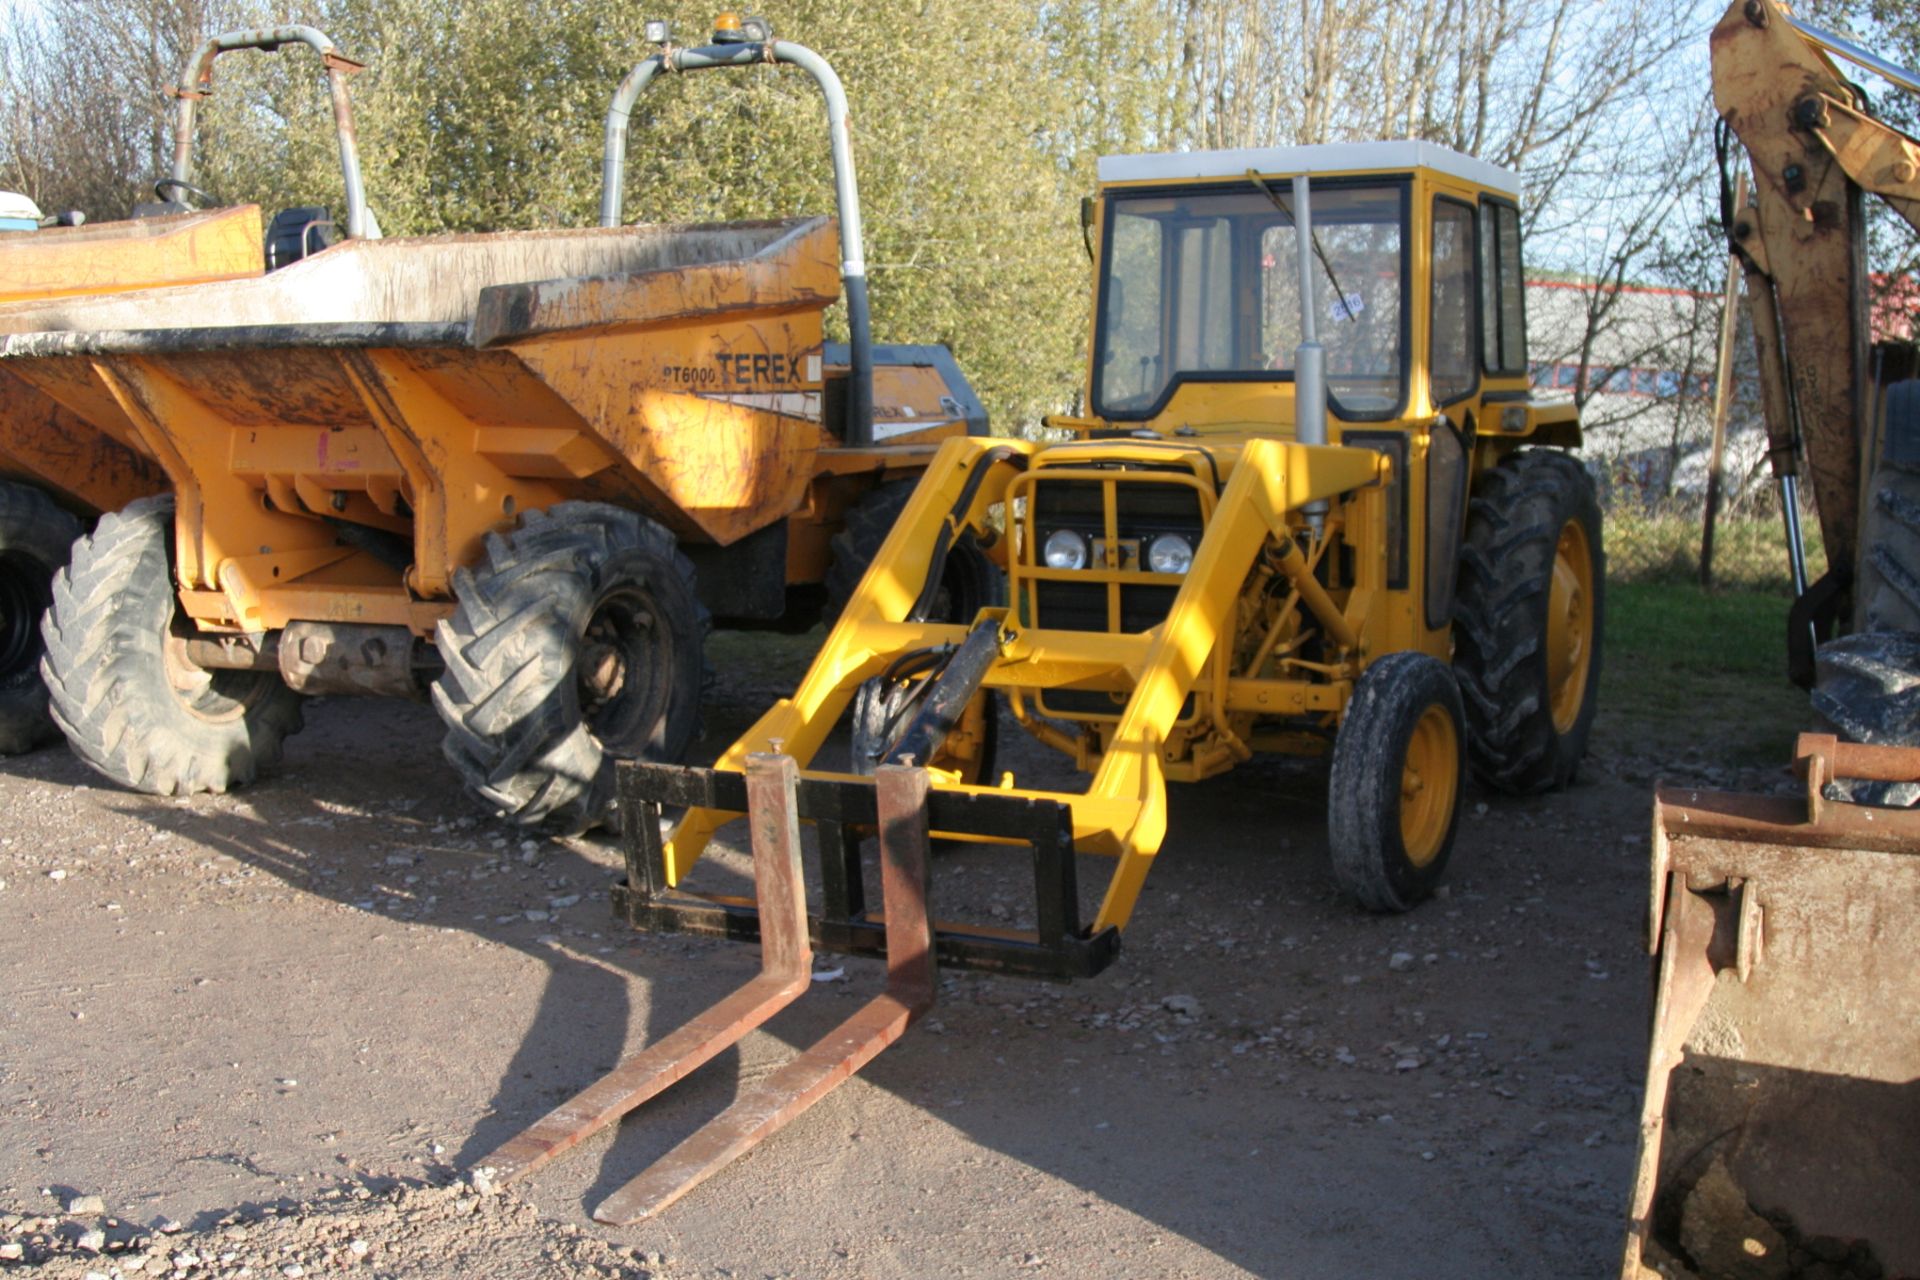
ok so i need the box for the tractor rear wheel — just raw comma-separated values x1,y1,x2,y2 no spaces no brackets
40,496,303,793
1453,449,1604,793
0,480,80,755
1852,381,1920,633
1328,651,1466,912
433,503,707,833
824,480,1002,626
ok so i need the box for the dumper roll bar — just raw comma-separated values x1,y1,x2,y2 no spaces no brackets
600,38,876,446
169,25,372,242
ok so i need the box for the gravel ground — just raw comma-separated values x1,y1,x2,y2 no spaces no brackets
0,653,1793,1279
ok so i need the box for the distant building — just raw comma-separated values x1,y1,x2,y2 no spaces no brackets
1524,276,1754,506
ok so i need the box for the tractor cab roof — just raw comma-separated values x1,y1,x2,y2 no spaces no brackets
1097,141,1518,196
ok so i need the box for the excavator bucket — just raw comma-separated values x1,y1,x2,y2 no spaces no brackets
1622,735,1920,1279
476,753,941,1222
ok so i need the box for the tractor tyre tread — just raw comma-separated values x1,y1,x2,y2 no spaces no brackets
1452,449,1605,794
1328,651,1466,913
1853,382,1920,633
39,495,303,794
1810,629,1920,806
433,502,707,833
0,480,80,755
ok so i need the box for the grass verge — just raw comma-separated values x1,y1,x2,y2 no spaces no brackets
1596,580,1810,768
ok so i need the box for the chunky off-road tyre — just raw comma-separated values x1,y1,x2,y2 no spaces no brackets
40,496,303,794
1453,449,1604,793
824,481,1002,625
1810,630,1920,806
1853,381,1920,634
433,503,708,833
1328,651,1467,912
0,481,80,755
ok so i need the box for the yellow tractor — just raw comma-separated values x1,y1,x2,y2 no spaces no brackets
477,139,1603,1221
642,139,1599,938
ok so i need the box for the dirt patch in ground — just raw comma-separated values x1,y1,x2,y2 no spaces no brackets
0,648,1807,1278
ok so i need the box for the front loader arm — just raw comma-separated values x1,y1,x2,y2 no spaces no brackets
658,434,1384,938
1713,0,1873,576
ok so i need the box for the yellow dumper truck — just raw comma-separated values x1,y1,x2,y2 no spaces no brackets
0,21,986,832
0,24,377,754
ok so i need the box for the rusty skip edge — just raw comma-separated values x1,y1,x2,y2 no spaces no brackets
472,755,938,1223
1646,732,1920,951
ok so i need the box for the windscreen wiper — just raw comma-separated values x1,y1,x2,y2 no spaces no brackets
1247,169,1358,323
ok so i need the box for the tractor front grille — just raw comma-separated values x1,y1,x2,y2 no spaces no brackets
1027,474,1206,634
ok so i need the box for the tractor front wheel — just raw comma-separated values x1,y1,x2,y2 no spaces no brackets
0,480,80,755
1453,449,1604,793
433,503,708,833
40,496,303,793
1328,651,1466,912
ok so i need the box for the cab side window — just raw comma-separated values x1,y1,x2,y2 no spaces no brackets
1480,198,1528,375
1429,197,1477,407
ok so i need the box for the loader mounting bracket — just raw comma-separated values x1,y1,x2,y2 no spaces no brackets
613,761,1122,980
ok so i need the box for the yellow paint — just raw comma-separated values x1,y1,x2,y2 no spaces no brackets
1548,518,1596,733
665,156,1587,940
0,207,263,304
1400,705,1460,867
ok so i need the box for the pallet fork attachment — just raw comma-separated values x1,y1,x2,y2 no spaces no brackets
475,753,941,1222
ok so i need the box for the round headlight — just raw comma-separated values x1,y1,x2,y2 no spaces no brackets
1147,533,1195,575
1043,529,1089,570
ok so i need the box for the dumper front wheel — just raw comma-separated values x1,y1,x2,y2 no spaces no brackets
1328,652,1465,912
39,496,303,794
1453,449,1603,793
0,481,80,755
434,503,708,833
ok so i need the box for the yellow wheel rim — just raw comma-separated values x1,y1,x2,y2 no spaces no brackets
1546,519,1595,734
1399,705,1459,867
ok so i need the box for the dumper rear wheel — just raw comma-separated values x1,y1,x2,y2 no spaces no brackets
1453,449,1603,793
0,481,79,755
825,481,1002,625
1328,652,1465,912
39,496,303,794
434,503,707,833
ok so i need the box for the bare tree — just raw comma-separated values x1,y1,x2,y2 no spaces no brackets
0,0,259,219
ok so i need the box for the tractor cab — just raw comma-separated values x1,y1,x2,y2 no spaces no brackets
1072,142,1577,449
